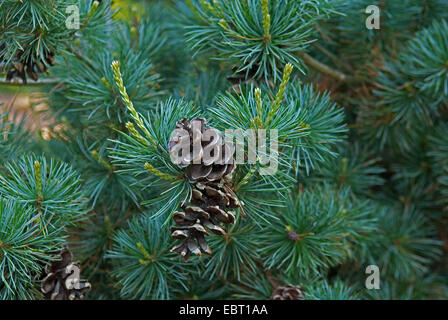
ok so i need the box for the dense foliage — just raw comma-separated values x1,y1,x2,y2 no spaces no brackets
0,0,446,300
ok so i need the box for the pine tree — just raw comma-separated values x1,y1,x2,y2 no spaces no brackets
0,0,446,300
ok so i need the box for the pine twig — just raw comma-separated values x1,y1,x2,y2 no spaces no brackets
252,87,263,128
144,162,181,182
311,43,353,73
111,60,157,147
91,150,114,171
297,52,350,82
261,0,271,41
34,160,42,197
125,122,151,147
266,63,293,125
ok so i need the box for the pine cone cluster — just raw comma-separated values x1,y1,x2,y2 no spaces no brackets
41,249,91,300
271,285,305,300
169,118,240,260
1,47,55,84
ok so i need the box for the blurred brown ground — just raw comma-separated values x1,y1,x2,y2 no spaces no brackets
0,91,53,140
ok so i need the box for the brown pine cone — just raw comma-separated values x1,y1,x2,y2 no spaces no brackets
4,48,55,84
271,285,305,300
41,249,91,300
169,117,235,182
170,179,240,260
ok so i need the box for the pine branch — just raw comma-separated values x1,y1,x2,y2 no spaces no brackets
297,52,350,82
